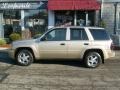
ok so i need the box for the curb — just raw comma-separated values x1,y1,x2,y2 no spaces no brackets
0,48,9,53
0,48,9,50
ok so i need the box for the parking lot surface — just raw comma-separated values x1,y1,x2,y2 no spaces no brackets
0,50,120,90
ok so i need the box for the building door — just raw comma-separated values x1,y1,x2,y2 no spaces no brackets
77,11,95,26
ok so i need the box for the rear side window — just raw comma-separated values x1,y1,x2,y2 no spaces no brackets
89,29,110,40
70,28,88,40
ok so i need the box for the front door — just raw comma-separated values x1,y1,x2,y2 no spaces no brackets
38,28,68,59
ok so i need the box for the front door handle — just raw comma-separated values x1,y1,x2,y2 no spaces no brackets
84,43,89,45
60,43,65,45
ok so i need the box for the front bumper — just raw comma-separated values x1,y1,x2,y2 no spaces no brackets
8,49,15,59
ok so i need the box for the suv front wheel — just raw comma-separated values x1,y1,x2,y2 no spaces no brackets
16,49,34,66
85,52,102,68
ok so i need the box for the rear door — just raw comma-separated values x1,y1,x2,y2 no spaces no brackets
67,28,89,59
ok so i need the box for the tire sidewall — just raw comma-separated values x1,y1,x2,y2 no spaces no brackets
16,50,34,66
85,52,102,68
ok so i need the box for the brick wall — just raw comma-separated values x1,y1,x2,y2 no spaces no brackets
116,4,120,34
102,3,115,34
102,2,120,35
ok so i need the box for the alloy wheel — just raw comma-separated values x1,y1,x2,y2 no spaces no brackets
17,50,33,66
85,52,102,68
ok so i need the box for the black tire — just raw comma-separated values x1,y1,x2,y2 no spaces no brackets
84,52,102,68
16,49,34,66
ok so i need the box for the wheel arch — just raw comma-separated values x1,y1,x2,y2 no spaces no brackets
83,49,104,64
15,47,35,60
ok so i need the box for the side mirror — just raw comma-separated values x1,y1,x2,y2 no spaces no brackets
40,37,46,41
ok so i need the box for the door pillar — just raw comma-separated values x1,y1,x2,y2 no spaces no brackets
74,11,77,26
85,12,88,26
21,10,25,31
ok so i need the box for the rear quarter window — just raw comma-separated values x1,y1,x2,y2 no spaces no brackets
89,29,110,40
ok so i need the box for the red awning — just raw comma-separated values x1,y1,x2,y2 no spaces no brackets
48,0,100,10
48,0,74,10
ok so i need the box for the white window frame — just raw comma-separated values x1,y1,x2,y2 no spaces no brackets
117,12,120,30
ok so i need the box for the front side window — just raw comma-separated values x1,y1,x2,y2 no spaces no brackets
43,28,66,41
90,29,110,40
70,28,88,40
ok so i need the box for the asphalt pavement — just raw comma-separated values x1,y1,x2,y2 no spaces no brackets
0,49,120,90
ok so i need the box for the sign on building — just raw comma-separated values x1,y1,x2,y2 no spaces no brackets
0,1,47,10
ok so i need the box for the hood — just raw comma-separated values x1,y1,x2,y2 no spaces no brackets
12,39,36,47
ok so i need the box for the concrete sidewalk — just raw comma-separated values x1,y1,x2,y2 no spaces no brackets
0,47,10,53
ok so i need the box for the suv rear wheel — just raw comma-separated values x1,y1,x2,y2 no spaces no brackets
16,49,34,66
85,52,102,68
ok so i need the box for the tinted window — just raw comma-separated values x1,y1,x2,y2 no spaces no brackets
44,28,66,41
70,28,88,40
90,29,110,40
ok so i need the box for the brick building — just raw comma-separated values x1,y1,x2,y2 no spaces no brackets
99,0,120,35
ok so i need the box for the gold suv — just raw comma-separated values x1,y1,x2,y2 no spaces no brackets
9,26,115,68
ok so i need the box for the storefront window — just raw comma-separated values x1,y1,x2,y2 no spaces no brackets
55,11,74,26
3,10,21,38
3,9,48,38
77,11,86,26
77,11,95,26
24,10,48,37
88,11,95,26
55,10,95,27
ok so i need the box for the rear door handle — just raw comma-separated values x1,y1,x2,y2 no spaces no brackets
84,43,89,45
60,43,65,45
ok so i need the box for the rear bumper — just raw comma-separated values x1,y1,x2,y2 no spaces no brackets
104,50,115,59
